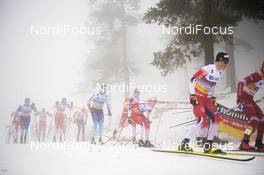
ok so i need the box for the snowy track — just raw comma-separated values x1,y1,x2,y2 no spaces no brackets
0,143,263,175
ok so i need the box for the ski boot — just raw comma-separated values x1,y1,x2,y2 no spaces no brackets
132,137,137,144
203,140,224,154
91,137,96,144
255,139,264,152
99,137,103,144
239,140,256,151
138,140,145,147
178,138,193,151
144,140,154,148
113,130,117,139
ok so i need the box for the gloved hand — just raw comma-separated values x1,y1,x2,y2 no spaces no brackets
212,97,217,106
190,94,198,105
128,117,132,124
237,100,245,110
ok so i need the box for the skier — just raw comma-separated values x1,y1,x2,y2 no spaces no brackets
88,84,112,144
128,96,157,147
112,90,139,140
53,98,72,142
73,107,88,141
179,52,229,153
35,108,52,142
16,98,37,144
237,61,264,151
6,112,19,143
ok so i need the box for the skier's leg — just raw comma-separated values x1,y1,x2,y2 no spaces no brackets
98,110,104,143
77,120,81,141
179,95,207,151
24,117,31,144
81,121,85,141
54,113,60,141
203,98,221,153
43,120,46,142
91,110,98,143
38,121,42,142
20,117,25,144
240,101,259,150
139,125,144,140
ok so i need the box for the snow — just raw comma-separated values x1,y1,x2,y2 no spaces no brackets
1,92,264,175
0,143,263,175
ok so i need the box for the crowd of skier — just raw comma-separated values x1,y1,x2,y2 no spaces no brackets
6,84,157,147
6,52,264,153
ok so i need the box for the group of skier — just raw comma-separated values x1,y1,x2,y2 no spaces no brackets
179,52,264,153
6,53,264,152
8,84,157,147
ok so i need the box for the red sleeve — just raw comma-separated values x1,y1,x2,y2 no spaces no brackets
193,67,208,79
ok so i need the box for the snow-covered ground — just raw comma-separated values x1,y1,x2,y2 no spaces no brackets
1,92,264,175
0,143,263,175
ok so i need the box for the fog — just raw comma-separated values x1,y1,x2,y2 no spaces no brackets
0,0,263,133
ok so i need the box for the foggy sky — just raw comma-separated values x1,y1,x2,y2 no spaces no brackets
0,0,263,134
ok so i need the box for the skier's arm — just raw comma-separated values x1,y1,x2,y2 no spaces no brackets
31,103,37,112
15,106,22,118
237,79,246,102
189,67,208,94
87,97,93,110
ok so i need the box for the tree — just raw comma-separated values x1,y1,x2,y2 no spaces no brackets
83,0,140,95
143,0,264,77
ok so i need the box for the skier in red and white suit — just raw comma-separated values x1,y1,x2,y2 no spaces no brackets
238,61,264,151
179,52,229,153
128,91,157,147
112,89,140,140
53,98,72,142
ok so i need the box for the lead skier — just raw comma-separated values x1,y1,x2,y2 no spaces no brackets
179,52,229,153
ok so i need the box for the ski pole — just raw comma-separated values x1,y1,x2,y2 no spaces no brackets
170,110,193,115
169,119,196,128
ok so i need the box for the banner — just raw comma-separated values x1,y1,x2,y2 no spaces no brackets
217,103,248,138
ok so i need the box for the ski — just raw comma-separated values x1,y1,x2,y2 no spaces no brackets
152,149,255,162
225,150,264,157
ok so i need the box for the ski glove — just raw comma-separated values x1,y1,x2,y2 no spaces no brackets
190,94,198,105
212,97,217,106
128,117,132,124
237,100,245,110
